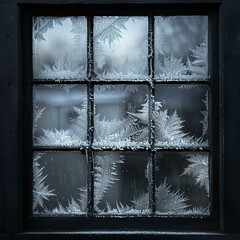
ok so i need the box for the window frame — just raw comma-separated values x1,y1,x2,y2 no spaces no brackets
1,0,240,239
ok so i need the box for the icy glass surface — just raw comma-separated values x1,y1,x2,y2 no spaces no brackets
33,84,87,147
154,16,208,81
94,151,149,215
154,84,209,148
33,17,87,80
155,152,210,216
93,84,149,148
33,151,87,215
94,17,148,80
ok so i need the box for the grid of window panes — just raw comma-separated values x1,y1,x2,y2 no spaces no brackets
32,15,210,217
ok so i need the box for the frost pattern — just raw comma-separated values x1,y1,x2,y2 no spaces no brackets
33,152,88,215
33,85,88,147
32,15,210,217
155,181,189,214
33,17,87,80
51,197,85,215
182,154,209,195
155,16,208,81
33,153,56,213
94,17,148,80
93,85,149,149
94,152,149,215
94,153,124,212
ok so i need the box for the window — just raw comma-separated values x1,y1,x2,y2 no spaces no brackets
27,6,217,230
1,1,240,239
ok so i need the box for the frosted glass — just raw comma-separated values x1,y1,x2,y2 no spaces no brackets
155,152,210,216
154,16,208,81
93,84,149,148
94,151,149,215
33,84,87,147
154,84,209,148
33,152,87,215
94,16,148,80
33,17,87,80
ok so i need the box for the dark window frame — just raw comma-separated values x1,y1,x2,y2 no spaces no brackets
1,1,240,239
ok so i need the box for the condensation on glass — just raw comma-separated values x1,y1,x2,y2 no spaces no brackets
32,15,211,217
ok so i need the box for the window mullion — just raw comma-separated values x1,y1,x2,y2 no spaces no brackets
87,13,94,215
148,14,155,215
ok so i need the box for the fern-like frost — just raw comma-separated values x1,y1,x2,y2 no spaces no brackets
33,153,56,213
182,154,209,195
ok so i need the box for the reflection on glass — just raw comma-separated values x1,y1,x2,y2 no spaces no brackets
33,84,87,147
154,84,209,148
154,16,208,80
94,16,148,80
94,151,149,215
155,152,210,216
33,151,87,215
93,84,149,148
33,17,87,80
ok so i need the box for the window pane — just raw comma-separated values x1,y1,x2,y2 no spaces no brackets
155,84,209,148
94,16,148,80
33,152,87,215
154,16,208,81
93,84,149,148
33,84,87,147
33,17,87,80
94,151,149,215
155,152,210,216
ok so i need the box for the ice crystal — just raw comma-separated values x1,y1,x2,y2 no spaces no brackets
188,36,208,79
33,17,87,80
36,99,88,147
155,180,189,214
133,180,188,215
39,56,86,80
70,102,88,142
182,154,209,195
36,129,87,147
51,197,85,215
156,54,187,80
33,153,56,212
94,153,124,211
93,97,150,148
94,16,130,46
33,105,45,138
184,206,210,216
33,17,64,41
132,192,149,212
155,108,195,147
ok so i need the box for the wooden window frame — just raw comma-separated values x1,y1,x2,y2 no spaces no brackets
0,1,240,239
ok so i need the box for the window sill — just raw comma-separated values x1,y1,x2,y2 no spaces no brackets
9,232,240,240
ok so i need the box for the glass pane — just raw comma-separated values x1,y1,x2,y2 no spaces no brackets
155,152,210,216
94,16,148,80
33,152,87,215
94,151,149,215
154,16,208,81
33,17,87,80
33,84,87,147
155,84,209,148
93,84,149,148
